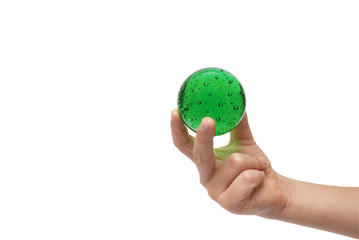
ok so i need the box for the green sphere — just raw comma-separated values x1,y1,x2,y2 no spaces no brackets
177,68,246,136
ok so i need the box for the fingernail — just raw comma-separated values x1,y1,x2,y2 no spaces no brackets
200,118,209,132
259,157,267,166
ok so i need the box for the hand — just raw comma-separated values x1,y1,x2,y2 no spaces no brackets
170,109,289,218
171,109,359,238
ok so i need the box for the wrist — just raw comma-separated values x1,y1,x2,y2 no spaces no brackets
272,174,294,220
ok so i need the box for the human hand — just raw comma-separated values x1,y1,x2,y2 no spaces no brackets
170,109,289,218
171,109,359,238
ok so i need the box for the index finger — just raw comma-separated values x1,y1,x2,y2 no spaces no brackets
193,117,216,187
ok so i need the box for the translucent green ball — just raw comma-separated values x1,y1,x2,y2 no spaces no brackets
177,68,246,136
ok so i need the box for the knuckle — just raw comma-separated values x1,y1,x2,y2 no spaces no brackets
207,189,216,200
217,194,229,208
241,171,254,183
216,192,250,215
227,153,247,168
217,195,237,213
193,153,201,163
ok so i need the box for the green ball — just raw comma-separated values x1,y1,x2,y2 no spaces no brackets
177,68,246,136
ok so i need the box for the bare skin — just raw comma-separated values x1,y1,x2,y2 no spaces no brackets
171,109,359,239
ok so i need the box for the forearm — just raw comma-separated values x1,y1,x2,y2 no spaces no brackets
277,175,359,238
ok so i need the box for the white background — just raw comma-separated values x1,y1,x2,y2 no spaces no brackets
0,0,358,239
